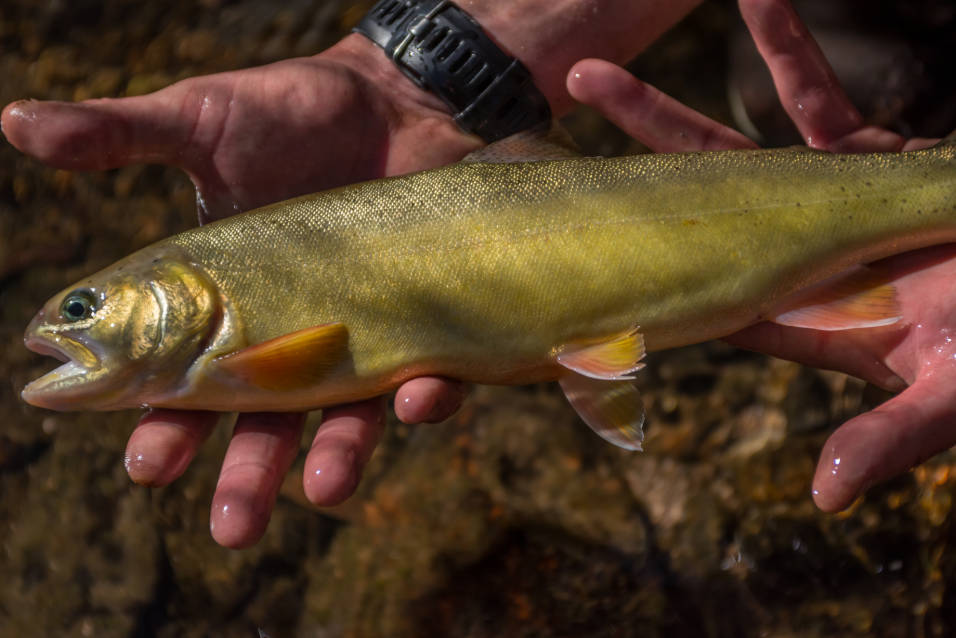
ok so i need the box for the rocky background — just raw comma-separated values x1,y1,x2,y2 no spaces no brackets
1,1,955,636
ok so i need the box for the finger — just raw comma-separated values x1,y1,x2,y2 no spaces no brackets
811,372,956,512
567,58,757,153
303,398,386,507
125,409,218,487
210,412,304,549
725,323,908,393
738,0,896,150
394,376,466,424
1,82,205,170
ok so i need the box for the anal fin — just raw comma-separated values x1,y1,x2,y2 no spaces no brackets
771,266,902,330
560,373,645,451
213,323,348,391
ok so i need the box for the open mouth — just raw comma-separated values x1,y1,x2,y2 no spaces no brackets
22,333,100,409
25,335,73,363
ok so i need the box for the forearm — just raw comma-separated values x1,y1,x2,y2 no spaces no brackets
463,0,704,114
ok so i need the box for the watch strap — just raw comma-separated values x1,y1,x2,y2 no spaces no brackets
353,0,551,142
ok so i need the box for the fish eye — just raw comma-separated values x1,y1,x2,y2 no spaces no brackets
60,290,96,322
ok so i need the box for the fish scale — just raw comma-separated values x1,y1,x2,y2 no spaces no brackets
21,138,956,449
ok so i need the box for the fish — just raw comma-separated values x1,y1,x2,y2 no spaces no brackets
21,133,956,450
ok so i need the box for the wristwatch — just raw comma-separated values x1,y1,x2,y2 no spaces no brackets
353,0,552,142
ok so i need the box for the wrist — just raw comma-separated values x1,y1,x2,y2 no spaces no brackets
458,0,704,114
325,0,705,145
318,34,485,174
321,33,455,120
352,2,552,141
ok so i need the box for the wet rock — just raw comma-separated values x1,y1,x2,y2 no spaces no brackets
784,368,833,434
3,1,956,637
406,527,696,638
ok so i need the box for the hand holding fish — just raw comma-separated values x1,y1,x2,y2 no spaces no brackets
3,1,702,547
2,35,475,548
569,0,951,513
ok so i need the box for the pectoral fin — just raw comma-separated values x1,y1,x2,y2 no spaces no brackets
555,326,646,380
213,323,349,390
771,266,902,331
559,373,646,451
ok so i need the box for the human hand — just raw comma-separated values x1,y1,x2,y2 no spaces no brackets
6,0,713,548
3,34,471,548
567,0,952,512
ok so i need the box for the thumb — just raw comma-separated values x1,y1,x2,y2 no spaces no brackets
1,88,198,171
812,372,956,511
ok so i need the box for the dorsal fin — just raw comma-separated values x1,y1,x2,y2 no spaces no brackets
461,123,582,163
932,129,956,148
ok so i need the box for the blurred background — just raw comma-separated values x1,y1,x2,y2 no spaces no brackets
1,1,955,636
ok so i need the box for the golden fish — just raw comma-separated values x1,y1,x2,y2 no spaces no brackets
22,135,956,450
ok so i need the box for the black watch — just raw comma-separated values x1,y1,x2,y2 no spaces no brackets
353,0,552,142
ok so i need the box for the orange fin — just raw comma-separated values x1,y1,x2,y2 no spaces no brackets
213,323,348,390
771,266,902,331
559,373,645,451
556,326,646,380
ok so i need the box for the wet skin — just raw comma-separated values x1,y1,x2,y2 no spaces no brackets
567,0,952,512
2,0,700,547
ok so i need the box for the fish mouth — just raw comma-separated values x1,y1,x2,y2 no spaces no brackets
24,335,73,363
22,332,103,410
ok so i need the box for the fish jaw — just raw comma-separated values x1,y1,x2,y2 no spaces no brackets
21,253,228,411
21,313,113,410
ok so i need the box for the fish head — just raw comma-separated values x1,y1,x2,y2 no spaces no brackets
22,252,220,410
